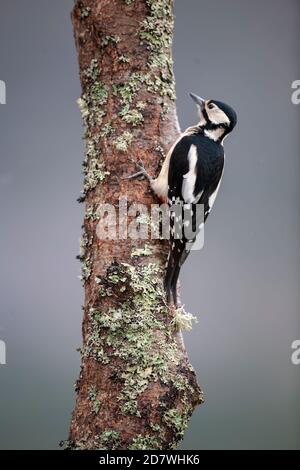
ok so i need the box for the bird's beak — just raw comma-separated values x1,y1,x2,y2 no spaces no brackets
189,93,205,110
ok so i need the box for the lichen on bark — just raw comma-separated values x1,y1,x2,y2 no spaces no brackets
68,0,203,450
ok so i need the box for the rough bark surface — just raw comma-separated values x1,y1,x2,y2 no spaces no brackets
68,0,203,450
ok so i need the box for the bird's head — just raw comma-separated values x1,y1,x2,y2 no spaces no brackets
189,93,237,142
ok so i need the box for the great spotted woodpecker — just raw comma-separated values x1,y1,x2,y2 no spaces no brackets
127,93,237,305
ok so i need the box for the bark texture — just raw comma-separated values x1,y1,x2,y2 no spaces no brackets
68,0,203,450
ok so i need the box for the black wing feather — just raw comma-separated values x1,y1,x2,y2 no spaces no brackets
165,133,224,305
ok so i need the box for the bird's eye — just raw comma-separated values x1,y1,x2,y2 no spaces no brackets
208,103,215,110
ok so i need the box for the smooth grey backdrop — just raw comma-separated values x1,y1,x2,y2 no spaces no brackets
0,0,299,450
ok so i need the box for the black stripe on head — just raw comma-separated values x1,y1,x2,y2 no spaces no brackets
210,99,237,131
202,106,209,123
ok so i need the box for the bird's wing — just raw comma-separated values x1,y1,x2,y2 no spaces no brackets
165,135,224,304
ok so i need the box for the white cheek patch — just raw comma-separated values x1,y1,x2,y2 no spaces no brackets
207,106,230,126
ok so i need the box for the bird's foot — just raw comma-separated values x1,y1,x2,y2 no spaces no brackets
123,160,152,182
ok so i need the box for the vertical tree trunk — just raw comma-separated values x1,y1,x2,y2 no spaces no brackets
68,0,203,450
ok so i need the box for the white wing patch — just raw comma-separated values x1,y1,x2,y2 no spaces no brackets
151,128,198,201
182,144,198,203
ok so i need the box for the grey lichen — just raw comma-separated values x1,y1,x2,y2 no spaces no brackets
171,306,198,332
77,97,89,121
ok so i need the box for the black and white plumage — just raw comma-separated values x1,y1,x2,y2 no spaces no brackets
127,94,237,305
164,134,225,305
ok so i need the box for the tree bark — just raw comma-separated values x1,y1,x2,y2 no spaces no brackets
68,0,203,450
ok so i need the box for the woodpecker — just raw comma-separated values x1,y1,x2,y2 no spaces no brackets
127,93,237,305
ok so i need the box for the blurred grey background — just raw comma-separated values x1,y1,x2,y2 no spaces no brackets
0,0,299,450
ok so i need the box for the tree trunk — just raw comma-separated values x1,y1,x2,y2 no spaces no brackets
68,0,203,450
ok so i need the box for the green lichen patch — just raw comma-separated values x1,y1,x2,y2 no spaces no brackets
78,227,92,252
129,434,161,450
82,260,200,434
83,158,110,194
100,121,115,138
81,59,109,128
119,105,144,127
80,256,92,284
140,17,172,53
98,431,120,450
80,6,91,18
78,134,109,201
86,204,100,221
78,229,93,284
118,55,130,64
136,100,146,110
90,82,109,107
138,0,176,101
163,408,189,439
88,386,102,414
101,35,120,48
95,261,130,298
131,244,153,257
150,423,162,433
85,135,100,159
63,430,120,450
84,311,111,364
144,73,175,100
113,73,144,105
113,131,133,152
84,58,100,82
76,60,111,200
80,254,201,447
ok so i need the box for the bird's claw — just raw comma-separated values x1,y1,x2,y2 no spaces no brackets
122,160,151,181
